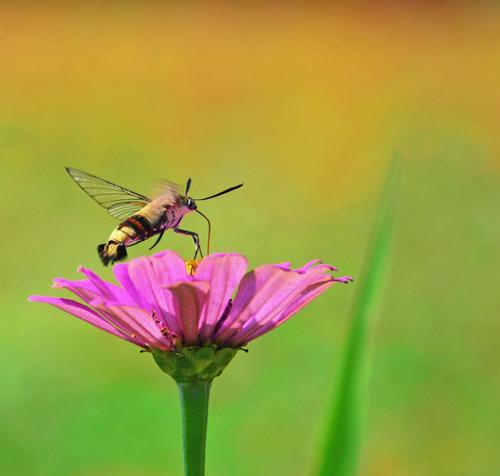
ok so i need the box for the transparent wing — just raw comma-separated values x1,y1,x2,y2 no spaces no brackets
65,167,151,221
150,179,182,201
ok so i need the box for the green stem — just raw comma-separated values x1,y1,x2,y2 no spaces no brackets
177,380,212,476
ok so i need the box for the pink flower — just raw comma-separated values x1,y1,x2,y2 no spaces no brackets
29,251,352,352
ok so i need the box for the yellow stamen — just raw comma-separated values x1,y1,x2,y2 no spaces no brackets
185,259,201,276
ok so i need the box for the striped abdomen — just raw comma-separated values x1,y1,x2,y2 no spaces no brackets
98,213,159,266
116,214,156,245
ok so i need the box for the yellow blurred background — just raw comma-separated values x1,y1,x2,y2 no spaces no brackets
1,3,499,476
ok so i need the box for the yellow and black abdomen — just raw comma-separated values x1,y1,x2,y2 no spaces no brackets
97,214,156,266
117,214,155,244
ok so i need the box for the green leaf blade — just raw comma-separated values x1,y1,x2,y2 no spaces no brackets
316,160,399,476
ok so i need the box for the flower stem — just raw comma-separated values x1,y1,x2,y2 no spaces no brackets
177,380,212,476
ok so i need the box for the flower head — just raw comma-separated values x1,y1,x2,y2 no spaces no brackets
29,250,352,380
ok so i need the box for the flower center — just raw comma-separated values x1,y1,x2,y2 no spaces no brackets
184,259,201,276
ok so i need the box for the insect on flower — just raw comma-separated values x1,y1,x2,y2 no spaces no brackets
65,167,243,266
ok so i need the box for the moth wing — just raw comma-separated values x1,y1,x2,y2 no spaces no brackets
65,167,151,221
150,179,182,204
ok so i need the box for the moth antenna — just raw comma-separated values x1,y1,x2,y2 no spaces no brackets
195,209,212,256
193,183,243,201
185,177,192,196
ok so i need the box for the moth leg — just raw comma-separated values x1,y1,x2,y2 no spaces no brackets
149,230,166,251
173,227,203,259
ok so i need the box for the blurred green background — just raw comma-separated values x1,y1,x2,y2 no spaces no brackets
1,3,499,475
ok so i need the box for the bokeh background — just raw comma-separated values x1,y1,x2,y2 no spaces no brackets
1,3,499,475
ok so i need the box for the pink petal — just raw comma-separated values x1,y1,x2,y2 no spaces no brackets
77,266,131,302
52,278,104,304
238,267,335,338
113,251,187,335
273,261,292,271
91,302,171,350
231,279,333,345
231,265,351,345
28,295,139,345
214,265,301,343
333,275,354,283
164,281,210,346
194,253,248,341
273,260,338,273
215,263,337,345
